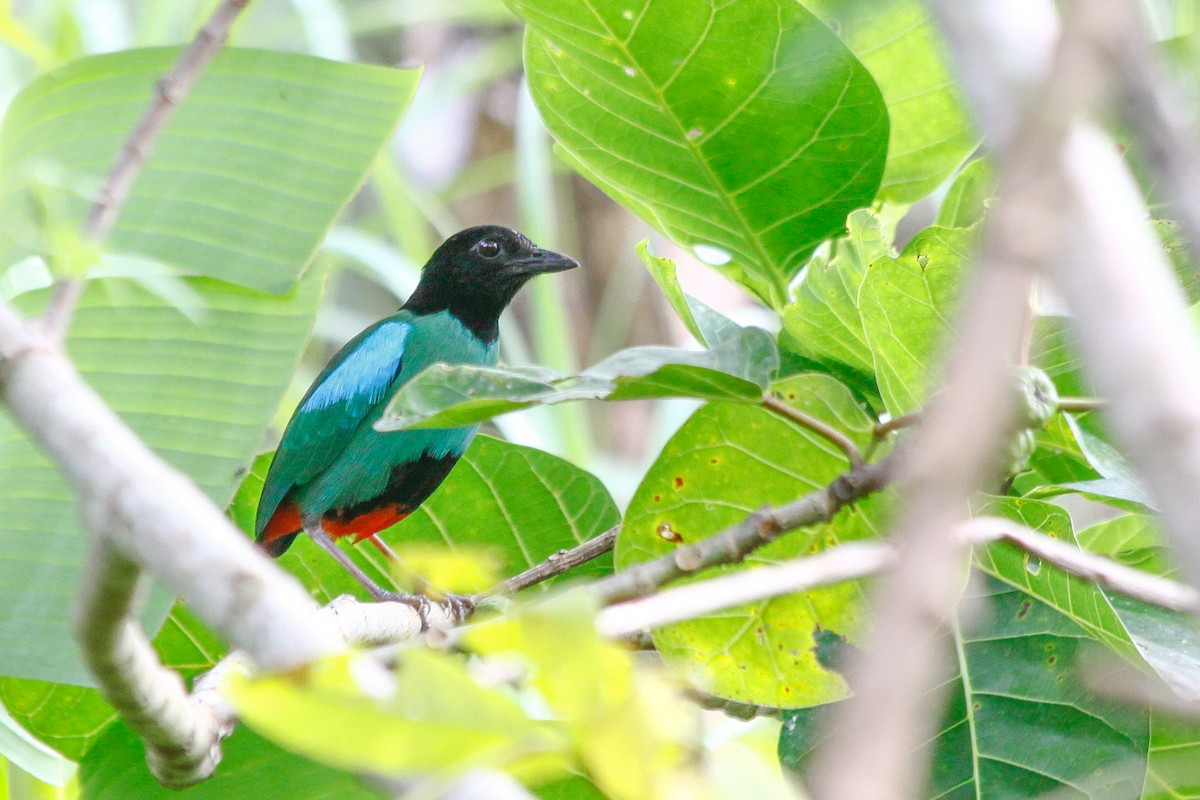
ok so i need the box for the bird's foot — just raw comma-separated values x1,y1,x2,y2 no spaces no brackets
370,589,475,628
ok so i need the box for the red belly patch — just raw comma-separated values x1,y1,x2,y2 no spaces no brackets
260,499,409,547
324,504,410,543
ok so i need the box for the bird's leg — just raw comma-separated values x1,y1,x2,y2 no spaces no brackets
303,519,396,602
302,519,473,626
365,534,399,562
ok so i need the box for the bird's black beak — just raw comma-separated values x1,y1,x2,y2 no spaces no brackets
508,248,579,276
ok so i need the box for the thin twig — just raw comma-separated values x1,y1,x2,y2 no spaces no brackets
39,0,253,338
762,394,864,468
962,516,1200,613
597,542,894,637
597,516,1199,639
1057,396,1105,413
474,524,619,602
873,411,922,440
591,454,896,605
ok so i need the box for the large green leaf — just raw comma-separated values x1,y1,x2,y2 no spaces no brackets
934,581,1147,798
234,435,620,603
859,225,974,416
780,581,1149,798
0,48,418,293
79,721,383,800
513,0,889,307
1143,714,1200,799
615,374,887,707
802,0,977,203
0,273,324,686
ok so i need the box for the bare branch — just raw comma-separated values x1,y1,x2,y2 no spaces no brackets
598,517,1198,639
40,0,254,338
762,394,864,468
74,540,224,785
0,297,341,788
475,525,619,602
1051,122,1200,593
591,455,896,605
1107,13,1200,276
963,517,1200,614
597,543,894,638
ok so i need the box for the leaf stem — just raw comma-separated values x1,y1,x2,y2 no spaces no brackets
762,394,865,468
1057,395,1106,412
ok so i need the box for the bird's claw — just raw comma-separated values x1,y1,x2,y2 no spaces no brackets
372,590,475,629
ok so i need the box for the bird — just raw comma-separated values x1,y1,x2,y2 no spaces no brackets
255,225,578,613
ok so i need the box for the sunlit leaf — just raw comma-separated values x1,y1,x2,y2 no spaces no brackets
616,374,886,706
803,0,977,203
859,225,974,416
514,0,888,307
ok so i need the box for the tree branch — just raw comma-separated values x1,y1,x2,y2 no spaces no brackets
762,394,864,468
962,516,1200,614
40,0,253,338
590,455,896,605
596,517,1198,639
474,524,620,602
597,542,894,638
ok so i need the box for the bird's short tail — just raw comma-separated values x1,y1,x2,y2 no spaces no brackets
257,500,302,557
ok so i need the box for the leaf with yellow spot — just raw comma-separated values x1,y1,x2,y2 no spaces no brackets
616,374,889,706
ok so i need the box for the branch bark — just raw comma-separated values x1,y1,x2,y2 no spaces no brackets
589,455,896,605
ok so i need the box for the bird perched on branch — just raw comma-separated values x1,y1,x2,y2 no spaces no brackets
255,225,577,614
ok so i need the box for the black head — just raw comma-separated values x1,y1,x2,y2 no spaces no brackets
403,225,578,342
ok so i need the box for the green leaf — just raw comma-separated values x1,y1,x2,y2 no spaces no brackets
514,0,889,307
783,208,891,398
0,700,75,786
635,240,748,350
228,649,565,778
0,678,114,761
0,47,418,293
978,499,1200,699
615,374,886,706
934,581,1147,798
781,581,1149,799
79,720,383,800
262,436,620,604
802,0,977,203
0,272,325,685
1143,713,1200,799
379,328,780,431
859,225,974,416
937,159,993,228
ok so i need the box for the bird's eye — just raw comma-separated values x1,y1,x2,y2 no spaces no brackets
474,238,503,259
